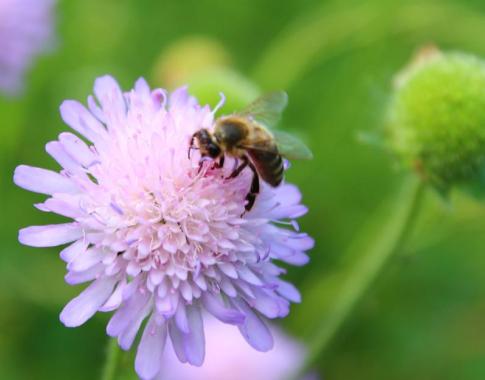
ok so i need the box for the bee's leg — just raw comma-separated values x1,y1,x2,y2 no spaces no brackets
245,161,260,212
248,162,259,194
227,155,249,179
197,156,208,174
232,158,239,173
245,193,257,212
215,155,225,169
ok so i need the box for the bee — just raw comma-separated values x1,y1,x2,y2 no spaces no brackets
189,91,313,211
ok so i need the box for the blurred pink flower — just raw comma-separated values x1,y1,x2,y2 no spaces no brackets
158,315,318,380
14,76,313,380
0,0,55,95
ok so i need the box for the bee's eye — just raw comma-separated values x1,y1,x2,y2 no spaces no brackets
208,144,221,158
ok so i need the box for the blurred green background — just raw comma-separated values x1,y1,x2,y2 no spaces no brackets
3,0,485,379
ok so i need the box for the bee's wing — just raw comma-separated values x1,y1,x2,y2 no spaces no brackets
237,91,312,160
238,91,288,128
272,130,313,160
239,130,313,160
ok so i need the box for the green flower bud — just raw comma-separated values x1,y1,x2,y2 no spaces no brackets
152,36,230,89
151,35,260,112
386,48,485,194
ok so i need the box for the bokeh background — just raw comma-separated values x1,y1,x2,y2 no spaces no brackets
2,0,485,379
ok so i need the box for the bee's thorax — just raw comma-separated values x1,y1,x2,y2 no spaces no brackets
214,117,249,150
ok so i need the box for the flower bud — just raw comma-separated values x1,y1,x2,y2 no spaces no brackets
152,35,259,111
386,48,485,194
152,36,230,89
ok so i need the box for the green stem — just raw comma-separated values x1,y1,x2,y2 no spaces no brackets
101,338,121,380
290,176,425,380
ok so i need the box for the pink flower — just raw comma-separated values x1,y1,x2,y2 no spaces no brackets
0,0,56,95
14,76,313,380
158,315,318,380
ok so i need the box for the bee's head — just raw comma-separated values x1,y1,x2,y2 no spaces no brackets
206,143,221,158
193,129,222,159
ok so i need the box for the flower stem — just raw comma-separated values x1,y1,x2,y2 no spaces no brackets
101,338,121,380
290,176,425,379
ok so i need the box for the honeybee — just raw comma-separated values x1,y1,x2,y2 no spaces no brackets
189,91,313,211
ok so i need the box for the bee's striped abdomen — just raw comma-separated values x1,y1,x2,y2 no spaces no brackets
247,147,284,187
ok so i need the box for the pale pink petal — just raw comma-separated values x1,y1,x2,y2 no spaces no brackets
35,196,82,218
183,304,205,366
94,75,126,116
99,279,126,312
14,165,78,195
251,288,284,319
19,223,82,247
60,276,118,327
107,290,151,339
60,100,106,143
118,298,152,350
65,264,104,285
45,141,82,173
175,304,189,334
60,240,87,263
59,132,97,167
168,319,187,363
135,314,167,380
235,299,274,352
202,292,245,325
68,247,105,272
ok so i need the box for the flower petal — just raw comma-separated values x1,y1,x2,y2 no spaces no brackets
14,165,78,195
60,100,106,143
168,320,187,363
135,314,167,380
237,266,263,286
251,289,283,319
99,279,126,312
275,279,301,303
118,297,152,350
59,132,97,167
202,292,245,325
65,264,104,285
182,304,205,366
106,289,151,342
68,247,105,272
35,195,82,219
175,304,189,334
19,223,82,247
234,299,274,352
46,141,82,173
168,86,191,111
60,276,118,327
60,240,87,263
94,75,126,117
279,252,310,266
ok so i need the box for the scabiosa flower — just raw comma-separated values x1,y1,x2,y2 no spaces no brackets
0,0,56,95
158,315,318,380
14,75,313,380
